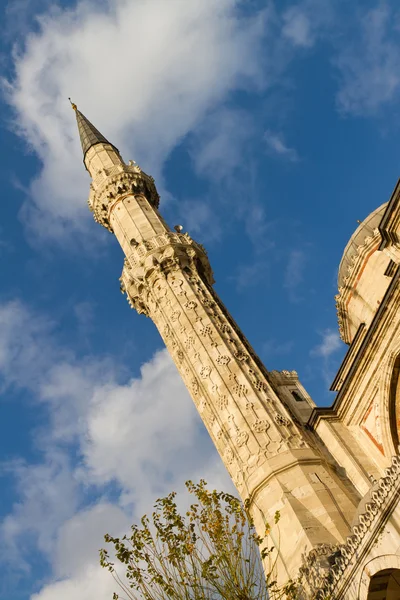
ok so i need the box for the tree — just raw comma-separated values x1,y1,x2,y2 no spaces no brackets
100,480,297,600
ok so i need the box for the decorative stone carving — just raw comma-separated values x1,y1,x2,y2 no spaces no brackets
252,419,270,433
216,355,230,365
200,366,212,379
235,431,249,447
234,351,249,362
216,395,228,410
250,378,266,393
224,447,234,465
185,337,195,350
170,310,181,322
220,324,232,335
199,325,212,337
275,414,290,427
185,300,197,310
191,379,199,396
232,384,248,397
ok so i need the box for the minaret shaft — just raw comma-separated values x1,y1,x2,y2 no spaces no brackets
113,193,358,584
74,111,360,587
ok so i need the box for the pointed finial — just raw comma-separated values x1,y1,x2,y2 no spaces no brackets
71,103,120,163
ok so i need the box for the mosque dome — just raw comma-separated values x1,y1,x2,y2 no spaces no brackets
336,202,392,345
338,203,387,289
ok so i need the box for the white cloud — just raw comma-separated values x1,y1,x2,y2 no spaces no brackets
0,300,54,390
1,454,79,570
282,0,333,48
191,108,255,180
54,503,130,579
5,0,267,242
262,339,294,358
282,6,314,47
174,198,222,244
334,4,400,115
244,203,274,249
73,301,94,333
264,129,299,162
81,349,220,512
231,260,270,291
310,328,342,387
311,329,341,359
31,564,116,600
0,299,232,598
284,249,307,301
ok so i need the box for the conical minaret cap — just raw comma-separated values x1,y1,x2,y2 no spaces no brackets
70,100,119,161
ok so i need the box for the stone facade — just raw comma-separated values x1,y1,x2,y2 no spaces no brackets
73,106,400,599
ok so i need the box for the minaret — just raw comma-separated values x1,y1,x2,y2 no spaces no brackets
72,105,360,587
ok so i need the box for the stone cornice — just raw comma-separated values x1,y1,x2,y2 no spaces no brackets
119,231,215,314
88,162,160,232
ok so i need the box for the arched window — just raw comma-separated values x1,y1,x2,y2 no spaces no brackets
367,568,400,599
389,356,400,450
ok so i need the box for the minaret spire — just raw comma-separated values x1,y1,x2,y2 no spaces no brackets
69,99,119,160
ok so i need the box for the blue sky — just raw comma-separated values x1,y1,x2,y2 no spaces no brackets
1,0,400,598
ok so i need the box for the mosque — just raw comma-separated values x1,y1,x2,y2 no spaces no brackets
72,103,400,599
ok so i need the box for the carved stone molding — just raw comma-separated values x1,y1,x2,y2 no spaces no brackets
89,163,160,231
119,233,215,314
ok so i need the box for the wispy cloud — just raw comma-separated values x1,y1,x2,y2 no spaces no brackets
284,249,307,301
281,0,334,48
311,329,341,359
310,328,342,386
282,6,314,48
231,259,270,291
334,4,400,115
0,299,231,598
4,0,267,243
175,198,222,244
262,339,294,359
280,1,400,117
264,129,299,162
191,108,255,181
